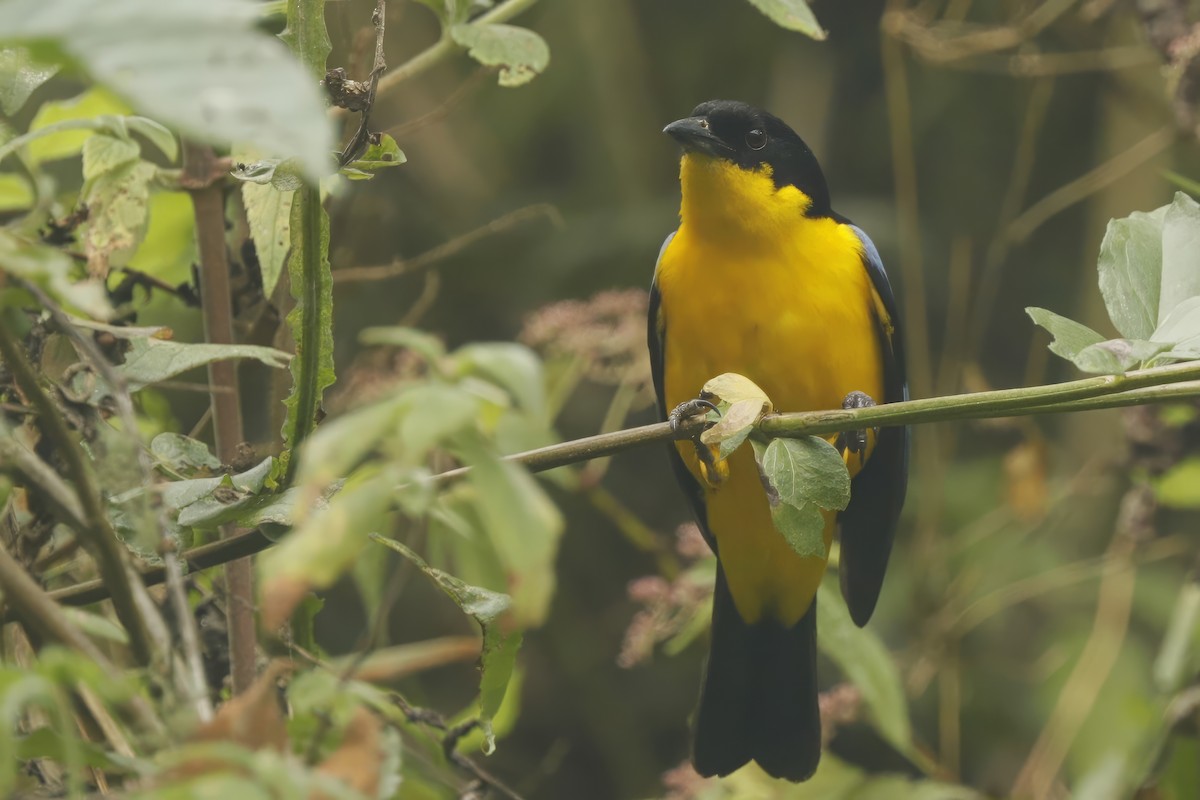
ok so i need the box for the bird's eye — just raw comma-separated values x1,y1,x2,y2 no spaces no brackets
745,129,767,150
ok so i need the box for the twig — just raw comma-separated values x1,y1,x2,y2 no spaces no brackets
336,0,388,167
183,141,257,696
333,204,563,284
0,313,156,665
17,366,1200,613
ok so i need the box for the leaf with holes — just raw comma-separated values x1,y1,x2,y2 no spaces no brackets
450,23,550,87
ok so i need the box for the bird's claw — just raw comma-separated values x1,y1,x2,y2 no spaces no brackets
836,390,878,457
669,396,720,433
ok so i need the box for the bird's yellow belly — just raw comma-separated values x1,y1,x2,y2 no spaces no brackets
657,225,883,625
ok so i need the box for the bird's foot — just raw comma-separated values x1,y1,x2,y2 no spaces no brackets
835,390,879,458
670,396,726,487
669,396,720,433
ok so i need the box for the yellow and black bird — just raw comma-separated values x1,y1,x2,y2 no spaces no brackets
648,100,909,781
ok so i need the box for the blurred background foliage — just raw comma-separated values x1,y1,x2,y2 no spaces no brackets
3,0,1200,798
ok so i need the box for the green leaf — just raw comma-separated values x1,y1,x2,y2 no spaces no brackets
158,456,273,516
370,535,521,755
0,229,111,319
359,326,447,363
279,0,331,78
230,158,304,192
24,87,130,165
1,0,334,180
1152,295,1200,349
1153,579,1200,693
744,0,827,39
399,384,482,458
759,436,850,511
279,187,335,484
125,191,197,285
1159,192,1200,325
1026,307,1106,361
0,173,33,212
818,576,913,750
150,432,221,472
449,23,550,87
242,181,294,297
769,499,827,559
1097,205,1167,339
116,337,291,390
83,158,155,275
461,441,564,627
701,397,766,452
1072,338,1170,374
81,134,140,180
0,47,59,115
1155,458,1200,509
341,133,406,179
449,342,545,417
124,116,177,162
292,393,408,504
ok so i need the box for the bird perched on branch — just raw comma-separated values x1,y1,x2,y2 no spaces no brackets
648,100,909,781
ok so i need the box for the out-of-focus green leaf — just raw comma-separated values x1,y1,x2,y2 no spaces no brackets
1,0,334,179
24,88,130,164
258,467,397,630
1072,338,1169,374
82,158,155,275
1097,205,1167,340
360,326,447,363
371,535,521,755
125,191,197,286
0,229,111,319
399,383,482,458
1159,192,1200,324
1154,458,1200,509
341,134,406,180
818,577,912,750
0,173,33,211
292,393,408,506
150,433,221,472
242,181,293,297
279,0,331,78
0,47,58,115
1026,307,1106,360
1153,579,1200,693
461,440,563,627
449,342,544,417
449,23,550,87
123,116,177,162
116,337,291,390
1153,296,1200,350
744,0,827,39
81,134,139,180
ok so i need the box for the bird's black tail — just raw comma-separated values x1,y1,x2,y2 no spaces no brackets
692,566,821,782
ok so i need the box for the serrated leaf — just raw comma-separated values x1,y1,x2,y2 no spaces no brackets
341,133,406,179
2,0,333,179
744,0,827,39
1026,307,1106,362
0,229,111,319
818,575,913,750
1097,205,1167,339
449,23,550,87
370,535,521,755
1159,192,1200,325
116,337,291,390
242,181,294,297
0,47,59,115
769,500,826,559
701,372,773,409
81,134,140,180
150,432,221,472
1072,338,1169,374
759,436,851,511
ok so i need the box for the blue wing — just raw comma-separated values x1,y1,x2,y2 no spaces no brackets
837,224,910,627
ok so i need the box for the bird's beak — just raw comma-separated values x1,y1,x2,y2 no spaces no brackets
663,117,732,157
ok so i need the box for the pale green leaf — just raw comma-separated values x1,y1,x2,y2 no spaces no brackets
81,134,139,180
1072,338,1169,374
0,173,33,212
450,23,550,87
1026,307,1105,361
178,484,303,530
370,535,521,755
1097,205,1167,339
150,433,221,472
759,436,850,511
0,47,58,115
83,159,155,275
1,0,334,179
125,191,197,286
1152,295,1200,350
24,87,130,164
1159,192,1200,324
116,337,291,390
1156,458,1200,509
124,116,177,162
744,0,827,39
701,397,766,450
818,576,912,750
702,371,773,409
292,393,408,505
399,384,482,458
242,181,294,297
359,326,447,362
159,456,273,514
231,158,304,191
450,342,545,417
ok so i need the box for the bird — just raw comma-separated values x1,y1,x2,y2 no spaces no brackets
647,100,909,782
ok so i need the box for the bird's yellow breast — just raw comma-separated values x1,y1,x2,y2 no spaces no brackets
656,154,884,625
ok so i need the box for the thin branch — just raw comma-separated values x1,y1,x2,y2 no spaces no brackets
17,365,1200,613
336,0,388,167
333,204,563,284
183,141,257,696
0,313,156,665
